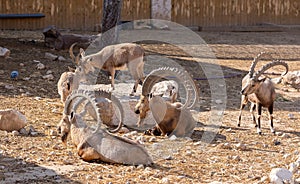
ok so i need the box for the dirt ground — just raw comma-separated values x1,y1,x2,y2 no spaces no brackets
0,29,300,184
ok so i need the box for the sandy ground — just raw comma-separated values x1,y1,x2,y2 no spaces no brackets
0,29,300,183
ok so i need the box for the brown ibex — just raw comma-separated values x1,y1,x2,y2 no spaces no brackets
59,89,153,165
69,42,145,96
237,53,288,134
134,67,199,137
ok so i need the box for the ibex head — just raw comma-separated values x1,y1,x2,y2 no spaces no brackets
69,43,97,88
241,59,288,95
135,67,199,126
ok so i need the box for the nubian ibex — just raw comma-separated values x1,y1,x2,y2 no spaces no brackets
69,43,145,96
134,67,199,137
237,52,288,134
59,89,153,165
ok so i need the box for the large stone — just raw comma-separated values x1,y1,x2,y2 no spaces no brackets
0,109,27,132
269,168,293,184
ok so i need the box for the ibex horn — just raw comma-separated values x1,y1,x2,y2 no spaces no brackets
253,60,288,81
69,43,80,65
249,52,273,78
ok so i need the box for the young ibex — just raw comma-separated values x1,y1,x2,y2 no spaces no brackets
60,89,153,165
134,67,199,137
69,42,145,95
237,52,288,134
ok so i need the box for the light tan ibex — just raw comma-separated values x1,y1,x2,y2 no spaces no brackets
237,52,288,134
134,67,199,137
59,89,153,165
69,43,145,96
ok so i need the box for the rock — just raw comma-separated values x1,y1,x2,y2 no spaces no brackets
42,74,54,80
275,132,283,136
0,47,10,58
0,130,8,136
136,136,145,142
281,133,291,139
269,168,293,184
45,52,58,60
164,155,173,160
289,162,298,174
36,63,46,70
232,155,241,161
260,176,268,183
288,114,295,119
273,140,281,146
186,151,192,156
46,70,53,75
127,131,138,136
149,137,156,142
19,128,28,135
169,135,177,140
49,130,57,136
0,70,4,75
220,143,232,149
118,127,130,134
161,177,170,184
22,77,31,81
5,84,15,90
235,143,248,151
136,164,144,170
11,130,19,136
58,56,66,61
0,109,27,131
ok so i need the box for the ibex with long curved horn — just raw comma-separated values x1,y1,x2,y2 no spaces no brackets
237,53,288,134
59,89,153,165
134,67,199,137
69,42,145,96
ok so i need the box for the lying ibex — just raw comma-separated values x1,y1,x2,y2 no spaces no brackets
145,96,196,137
237,52,288,134
134,80,179,127
60,89,153,165
135,67,199,137
69,42,145,95
58,89,122,134
43,25,95,50
57,70,116,129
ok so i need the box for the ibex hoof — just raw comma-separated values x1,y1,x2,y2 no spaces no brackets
237,123,240,127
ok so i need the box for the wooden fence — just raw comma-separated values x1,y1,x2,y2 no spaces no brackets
0,0,151,31
0,0,299,31
172,0,300,27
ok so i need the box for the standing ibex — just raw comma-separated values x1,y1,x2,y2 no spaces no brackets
134,67,199,137
237,52,288,134
69,43,145,96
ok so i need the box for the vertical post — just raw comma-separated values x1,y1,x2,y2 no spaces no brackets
101,0,122,49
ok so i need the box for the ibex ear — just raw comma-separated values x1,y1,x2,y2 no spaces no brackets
258,77,266,82
70,111,75,119
67,82,71,91
68,66,76,72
